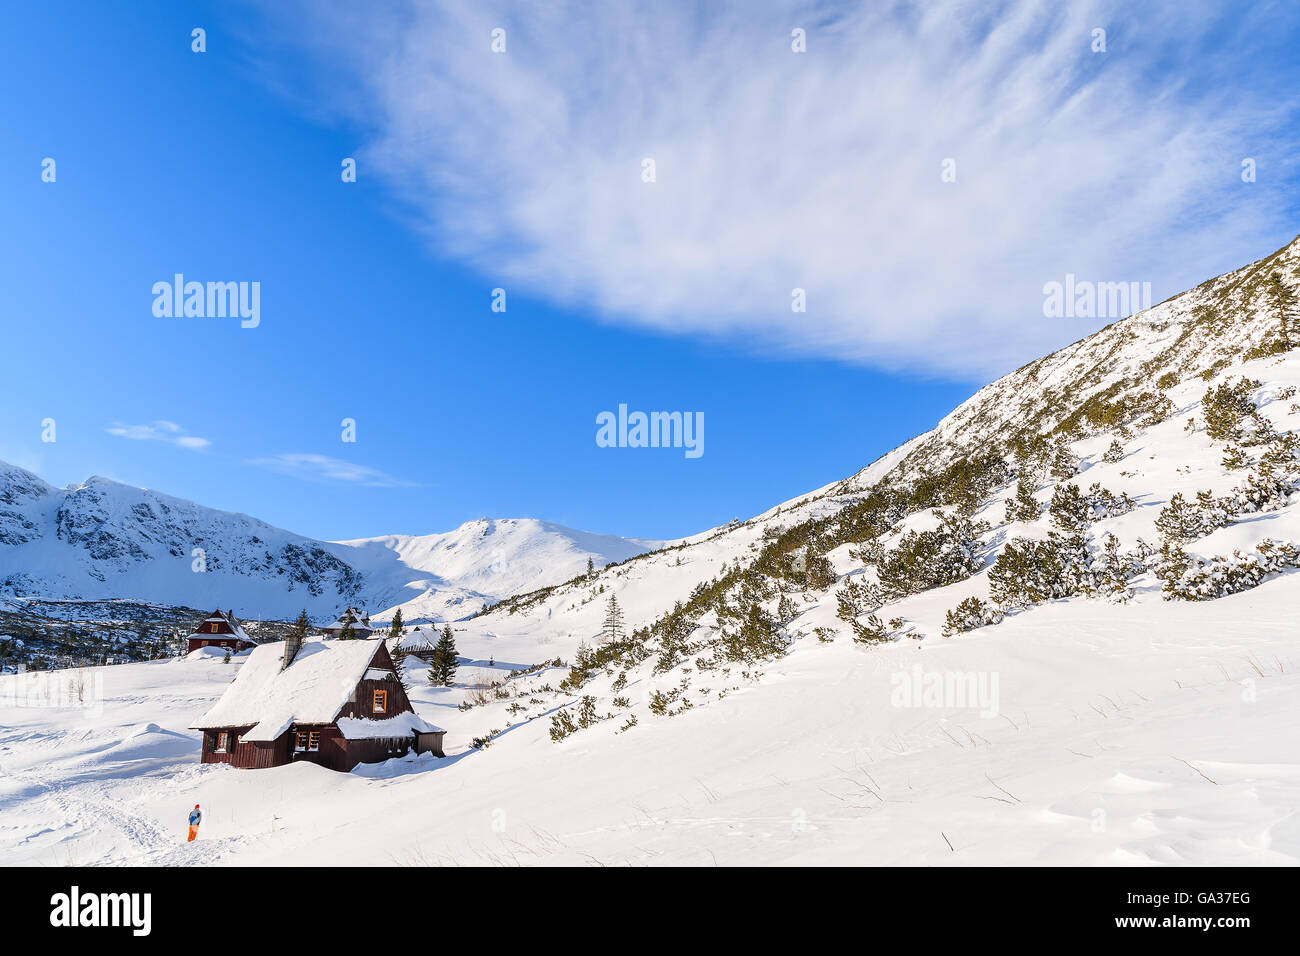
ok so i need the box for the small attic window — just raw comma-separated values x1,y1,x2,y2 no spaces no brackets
373,690,388,714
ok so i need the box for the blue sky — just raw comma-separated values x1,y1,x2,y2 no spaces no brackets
3,1,1298,542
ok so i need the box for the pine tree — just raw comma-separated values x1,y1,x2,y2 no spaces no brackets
387,625,410,690
1048,483,1090,534
586,557,595,578
941,596,1003,636
1004,481,1041,523
1103,438,1125,463
429,624,459,686
288,609,310,643
601,594,625,646
389,608,403,638
1049,442,1080,480
1268,270,1297,350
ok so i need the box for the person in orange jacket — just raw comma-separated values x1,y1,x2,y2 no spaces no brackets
187,804,202,842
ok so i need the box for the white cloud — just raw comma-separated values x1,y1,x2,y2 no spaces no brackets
107,421,212,450
248,453,421,488
272,0,1300,379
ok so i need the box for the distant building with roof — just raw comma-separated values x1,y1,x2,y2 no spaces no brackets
322,606,375,639
185,609,256,655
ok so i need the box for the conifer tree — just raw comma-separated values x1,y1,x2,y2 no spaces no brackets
1268,270,1297,350
601,594,625,646
1004,481,1041,523
288,609,310,643
429,624,459,686
388,608,403,639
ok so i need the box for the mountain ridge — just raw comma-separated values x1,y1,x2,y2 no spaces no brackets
0,463,662,622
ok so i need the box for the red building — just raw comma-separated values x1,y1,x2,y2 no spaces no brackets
190,636,445,772
185,609,256,655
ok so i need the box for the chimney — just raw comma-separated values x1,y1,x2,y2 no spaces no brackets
282,630,304,671
227,609,234,621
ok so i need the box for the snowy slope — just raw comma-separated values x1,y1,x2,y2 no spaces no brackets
1,235,1298,867
335,519,663,622
1,555,1296,866
0,469,661,622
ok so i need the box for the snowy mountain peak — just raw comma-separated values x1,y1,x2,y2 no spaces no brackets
0,463,661,622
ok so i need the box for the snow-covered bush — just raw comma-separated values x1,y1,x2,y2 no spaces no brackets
1079,533,1144,602
1012,434,1077,483
1102,438,1125,463
1159,435,1299,547
1201,377,1262,443
941,596,1004,636
849,613,890,644
835,574,882,621
1048,484,1090,534
1049,482,1135,534
1230,434,1299,514
1155,491,1235,544
875,510,987,599
1221,443,1250,471
1156,538,1300,601
987,533,1089,609
549,708,578,742
718,602,788,663
1084,482,1136,521
1004,480,1041,523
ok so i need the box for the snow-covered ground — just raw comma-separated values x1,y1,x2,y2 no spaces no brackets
1,579,1295,866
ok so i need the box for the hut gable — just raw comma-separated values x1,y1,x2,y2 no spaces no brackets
185,609,256,654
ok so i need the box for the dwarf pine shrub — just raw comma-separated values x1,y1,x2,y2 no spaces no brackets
875,510,987,600
1004,480,1041,523
835,574,882,621
850,613,890,644
1050,482,1135,534
988,533,1090,609
1080,532,1144,602
941,596,1004,636
1156,537,1300,601
1202,377,1262,442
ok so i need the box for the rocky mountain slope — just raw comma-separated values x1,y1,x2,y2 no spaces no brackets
0,466,660,624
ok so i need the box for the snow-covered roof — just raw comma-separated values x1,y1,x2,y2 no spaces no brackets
188,609,253,643
191,638,389,740
337,712,443,740
324,615,374,631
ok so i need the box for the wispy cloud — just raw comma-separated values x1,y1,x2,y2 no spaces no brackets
107,420,211,450
267,0,1300,379
248,453,421,488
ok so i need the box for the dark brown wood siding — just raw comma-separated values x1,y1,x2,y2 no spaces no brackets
199,725,286,769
